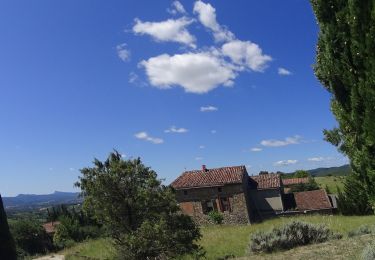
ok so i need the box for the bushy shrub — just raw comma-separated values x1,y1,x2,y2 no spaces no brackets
249,221,342,254
348,225,375,237
9,219,53,256
53,216,104,249
208,211,224,224
362,243,375,260
118,214,204,259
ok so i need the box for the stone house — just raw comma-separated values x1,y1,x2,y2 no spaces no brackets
171,165,286,224
171,165,252,224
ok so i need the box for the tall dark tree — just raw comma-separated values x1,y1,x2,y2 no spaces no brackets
75,151,203,259
0,194,17,259
311,0,375,213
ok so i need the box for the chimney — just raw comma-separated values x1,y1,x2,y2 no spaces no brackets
202,165,207,172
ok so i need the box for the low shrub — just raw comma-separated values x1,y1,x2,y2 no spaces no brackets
208,211,224,224
348,225,374,237
9,219,53,256
362,243,375,260
249,220,342,254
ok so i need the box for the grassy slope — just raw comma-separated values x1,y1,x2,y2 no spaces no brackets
62,215,375,260
315,176,345,194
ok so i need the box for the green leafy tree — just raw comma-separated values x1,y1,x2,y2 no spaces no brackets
0,194,17,260
294,170,309,178
290,177,320,192
75,151,202,259
311,0,375,214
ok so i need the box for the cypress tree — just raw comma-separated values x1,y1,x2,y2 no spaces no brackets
0,194,17,259
311,0,375,213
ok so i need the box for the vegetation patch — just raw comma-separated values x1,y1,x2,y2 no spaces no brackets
249,221,342,254
362,242,375,260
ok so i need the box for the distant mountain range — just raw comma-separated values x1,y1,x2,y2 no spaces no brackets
3,191,82,210
288,164,351,177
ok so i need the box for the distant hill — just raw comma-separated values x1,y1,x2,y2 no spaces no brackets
3,191,82,211
283,164,351,178
306,164,351,177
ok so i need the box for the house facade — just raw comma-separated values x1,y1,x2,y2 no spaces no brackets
171,165,286,224
171,165,252,224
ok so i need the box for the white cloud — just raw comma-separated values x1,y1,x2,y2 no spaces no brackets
193,1,234,42
221,40,272,72
116,43,131,62
129,72,147,87
164,126,188,133
134,131,164,144
275,160,298,166
168,1,186,15
69,167,75,171
278,67,292,75
308,157,328,162
121,154,127,158
200,105,218,112
251,147,262,152
195,156,204,161
140,52,235,94
199,145,205,149
261,135,302,147
133,17,196,48
211,130,217,134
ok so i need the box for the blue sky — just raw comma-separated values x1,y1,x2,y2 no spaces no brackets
0,0,347,196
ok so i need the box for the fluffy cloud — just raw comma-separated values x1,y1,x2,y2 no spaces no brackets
116,43,131,62
261,135,301,147
222,40,272,72
168,1,186,15
195,156,204,161
193,1,234,42
164,126,188,133
278,67,292,75
133,17,196,48
275,160,298,166
200,105,218,112
251,147,262,152
140,52,235,94
134,131,164,144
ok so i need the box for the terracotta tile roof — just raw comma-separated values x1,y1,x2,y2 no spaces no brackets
171,166,246,189
294,189,332,211
42,221,60,234
250,174,281,189
282,177,309,186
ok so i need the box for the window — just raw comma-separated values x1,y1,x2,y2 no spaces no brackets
218,187,222,192
201,200,217,214
183,190,188,195
220,197,231,212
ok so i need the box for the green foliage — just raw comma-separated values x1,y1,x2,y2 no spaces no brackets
208,211,224,224
348,224,375,237
290,177,320,192
311,0,375,214
75,151,202,259
337,174,373,215
362,243,375,260
0,194,17,260
294,170,309,178
249,221,342,254
9,219,52,256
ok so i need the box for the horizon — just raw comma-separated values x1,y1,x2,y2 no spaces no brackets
0,0,348,197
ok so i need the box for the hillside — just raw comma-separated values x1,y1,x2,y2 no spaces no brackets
307,164,351,177
3,191,81,211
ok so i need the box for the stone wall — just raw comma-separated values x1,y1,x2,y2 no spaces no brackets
176,184,250,225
